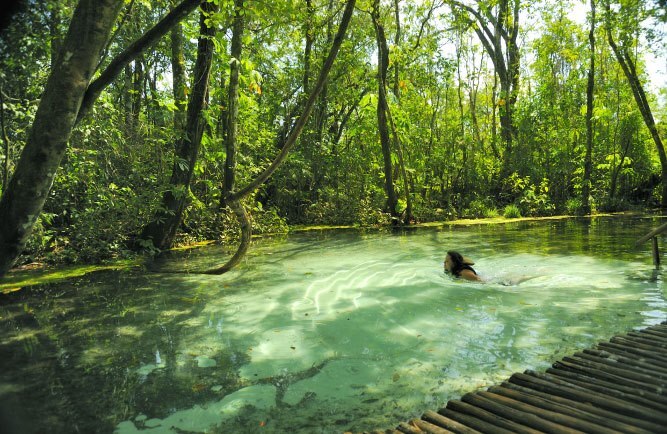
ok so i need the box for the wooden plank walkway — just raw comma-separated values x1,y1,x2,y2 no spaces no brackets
376,321,667,434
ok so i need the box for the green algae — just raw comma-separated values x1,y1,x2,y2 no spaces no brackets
0,260,139,294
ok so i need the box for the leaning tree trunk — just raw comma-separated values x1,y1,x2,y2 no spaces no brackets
204,0,356,274
607,32,667,208
0,0,124,277
0,0,202,277
581,0,595,215
139,1,217,250
76,0,203,125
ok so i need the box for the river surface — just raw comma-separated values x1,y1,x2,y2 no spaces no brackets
1,216,666,433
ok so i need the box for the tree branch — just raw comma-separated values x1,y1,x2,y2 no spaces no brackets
76,0,203,124
228,0,356,201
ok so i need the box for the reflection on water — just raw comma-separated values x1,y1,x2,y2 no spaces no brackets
1,216,666,433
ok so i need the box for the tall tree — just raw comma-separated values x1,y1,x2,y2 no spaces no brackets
581,0,596,215
139,1,217,250
604,0,667,208
371,0,399,219
170,0,188,133
450,0,520,184
0,0,124,276
205,0,356,274
0,0,203,276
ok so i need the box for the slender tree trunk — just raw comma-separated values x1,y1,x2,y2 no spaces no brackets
205,0,356,274
609,126,632,200
0,0,124,276
170,0,187,133
393,0,401,98
49,5,62,69
451,0,519,185
132,55,144,125
372,0,398,219
123,64,134,128
309,0,334,204
139,1,217,250
581,0,595,215
1,84,9,191
223,0,243,202
606,11,667,208
206,0,247,274
303,0,313,94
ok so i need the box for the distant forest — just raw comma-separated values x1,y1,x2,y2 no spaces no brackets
0,0,665,274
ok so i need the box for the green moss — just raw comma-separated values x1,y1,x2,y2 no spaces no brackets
1,260,139,294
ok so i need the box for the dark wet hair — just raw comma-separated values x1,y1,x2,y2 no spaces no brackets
446,251,475,277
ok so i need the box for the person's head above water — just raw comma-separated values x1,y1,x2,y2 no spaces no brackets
444,251,481,282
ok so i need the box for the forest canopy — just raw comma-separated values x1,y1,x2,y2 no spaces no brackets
0,0,665,274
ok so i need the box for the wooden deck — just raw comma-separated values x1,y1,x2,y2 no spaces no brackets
380,321,667,434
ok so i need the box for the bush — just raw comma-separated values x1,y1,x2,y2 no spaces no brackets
465,198,498,219
565,198,583,215
503,204,522,218
518,179,554,216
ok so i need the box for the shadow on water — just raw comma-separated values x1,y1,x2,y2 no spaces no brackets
0,269,236,433
0,215,666,433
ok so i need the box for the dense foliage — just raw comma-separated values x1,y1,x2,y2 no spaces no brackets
0,0,665,266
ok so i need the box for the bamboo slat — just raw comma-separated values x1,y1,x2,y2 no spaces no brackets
611,336,667,354
443,401,520,434
497,381,665,432
476,390,600,433
397,421,423,434
597,341,667,367
486,385,640,434
579,349,667,376
421,410,483,434
554,357,667,394
510,370,667,424
569,351,667,381
638,328,667,339
546,365,667,409
385,322,667,434
627,331,667,345
410,418,456,434
461,392,583,434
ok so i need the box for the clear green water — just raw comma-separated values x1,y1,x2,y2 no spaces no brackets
1,216,666,433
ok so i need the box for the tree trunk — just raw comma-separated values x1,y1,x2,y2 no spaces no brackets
131,55,144,125
372,0,399,219
606,15,667,208
0,0,124,276
609,126,632,201
222,0,243,202
303,0,313,94
1,83,9,192
581,0,595,215
451,0,520,188
76,0,203,125
392,0,401,98
138,1,217,250
170,0,187,133
205,0,357,274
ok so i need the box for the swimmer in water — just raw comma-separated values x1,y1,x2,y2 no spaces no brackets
444,251,482,282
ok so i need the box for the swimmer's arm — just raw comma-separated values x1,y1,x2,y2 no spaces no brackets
460,269,482,282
